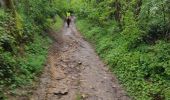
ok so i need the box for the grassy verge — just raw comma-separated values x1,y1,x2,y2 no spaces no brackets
76,19,170,100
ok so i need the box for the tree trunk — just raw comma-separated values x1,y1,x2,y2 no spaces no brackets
135,0,142,18
4,0,23,41
24,0,30,15
4,0,15,10
113,0,122,28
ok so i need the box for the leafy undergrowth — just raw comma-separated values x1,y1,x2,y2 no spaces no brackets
51,16,63,31
0,33,52,99
46,15,63,32
15,34,52,85
76,19,170,100
0,7,62,99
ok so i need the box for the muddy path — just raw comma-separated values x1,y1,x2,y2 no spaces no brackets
31,18,130,100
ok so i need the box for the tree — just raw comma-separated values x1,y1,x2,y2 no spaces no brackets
4,0,15,10
3,0,23,42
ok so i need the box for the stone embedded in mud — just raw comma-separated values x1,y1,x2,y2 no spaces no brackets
60,63,67,68
81,94,88,99
90,86,95,90
56,76,65,80
70,43,73,46
55,72,66,80
78,62,82,65
53,88,68,96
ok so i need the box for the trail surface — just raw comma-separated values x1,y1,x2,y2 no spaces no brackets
31,18,130,100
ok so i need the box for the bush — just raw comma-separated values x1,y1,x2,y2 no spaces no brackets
77,19,170,100
0,0,60,98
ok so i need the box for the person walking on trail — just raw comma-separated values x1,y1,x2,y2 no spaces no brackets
66,12,71,28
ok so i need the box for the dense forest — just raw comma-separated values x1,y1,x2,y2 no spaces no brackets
0,0,170,100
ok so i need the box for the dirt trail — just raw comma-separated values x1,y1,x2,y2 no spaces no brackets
31,18,130,100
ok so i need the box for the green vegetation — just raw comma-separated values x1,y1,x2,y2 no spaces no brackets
76,93,82,100
51,16,63,31
74,0,170,100
0,0,170,100
0,0,64,99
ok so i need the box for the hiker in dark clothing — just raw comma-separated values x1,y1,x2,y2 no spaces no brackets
66,17,71,28
66,12,71,28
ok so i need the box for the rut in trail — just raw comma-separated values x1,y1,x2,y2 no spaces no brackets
31,18,130,100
